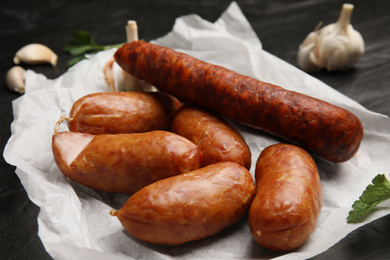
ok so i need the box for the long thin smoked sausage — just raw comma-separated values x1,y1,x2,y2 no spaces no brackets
114,41,364,163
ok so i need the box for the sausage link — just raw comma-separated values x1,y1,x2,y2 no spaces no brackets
52,130,203,194
171,104,251,169
248,143,322,251
114,41,363,163
68,91,182,135
111,161,255,245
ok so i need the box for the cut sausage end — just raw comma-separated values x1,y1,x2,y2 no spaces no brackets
52,131,94,167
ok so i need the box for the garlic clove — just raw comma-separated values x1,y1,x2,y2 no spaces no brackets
315,34,351,71
14,43,58,66
6,66,26,94
297,31,322,72
341,27,365,68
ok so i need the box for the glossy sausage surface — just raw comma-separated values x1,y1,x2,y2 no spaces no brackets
52,130,202,194
68,91,182,135
171,104,251,169
248,143,322,251
112,161,255,245
115,40,364,162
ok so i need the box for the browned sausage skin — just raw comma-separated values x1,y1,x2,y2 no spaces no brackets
68,91,182,135
249,143,322,251
171,104,251,169
111,161,255,245
52,130,203,194
114,40,363,163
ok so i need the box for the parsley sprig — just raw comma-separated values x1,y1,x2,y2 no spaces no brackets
347,174,390,223
63,30,123,67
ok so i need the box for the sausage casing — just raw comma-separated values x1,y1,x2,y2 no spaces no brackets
52,130,202,194
248,143,322,251
114,40,363,163
68,91,182,135
112,162,255,245
171,104,251,169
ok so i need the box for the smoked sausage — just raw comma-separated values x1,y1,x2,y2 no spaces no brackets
114,40,363,163
171,104,251,169
248,143,322,251
68,91,182,135
52,130,203,194
110,161,255,245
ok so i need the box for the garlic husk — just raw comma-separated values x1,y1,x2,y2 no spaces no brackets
6,66,26,94
14,43,58,66
297,4,364,72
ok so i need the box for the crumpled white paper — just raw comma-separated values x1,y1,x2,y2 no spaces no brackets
3,2,390,259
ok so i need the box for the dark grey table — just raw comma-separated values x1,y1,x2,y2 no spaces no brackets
1,0,389,259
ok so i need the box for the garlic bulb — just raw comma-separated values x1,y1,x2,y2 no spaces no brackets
297,3,364,72
6,66,26,94
14,43,58,66
103,20,157,92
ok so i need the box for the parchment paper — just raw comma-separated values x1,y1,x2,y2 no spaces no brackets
4,2,390,259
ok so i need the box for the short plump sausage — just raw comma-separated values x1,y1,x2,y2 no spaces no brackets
114,40,363,163
52,130,202,194
171,104,251,169
248,143,322,251
68,91,182,135
111,162,255,245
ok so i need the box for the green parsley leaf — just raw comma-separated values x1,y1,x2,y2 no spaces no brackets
63,30,123,67
63,30,97,55
71,30,94,44
347,174,390,223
